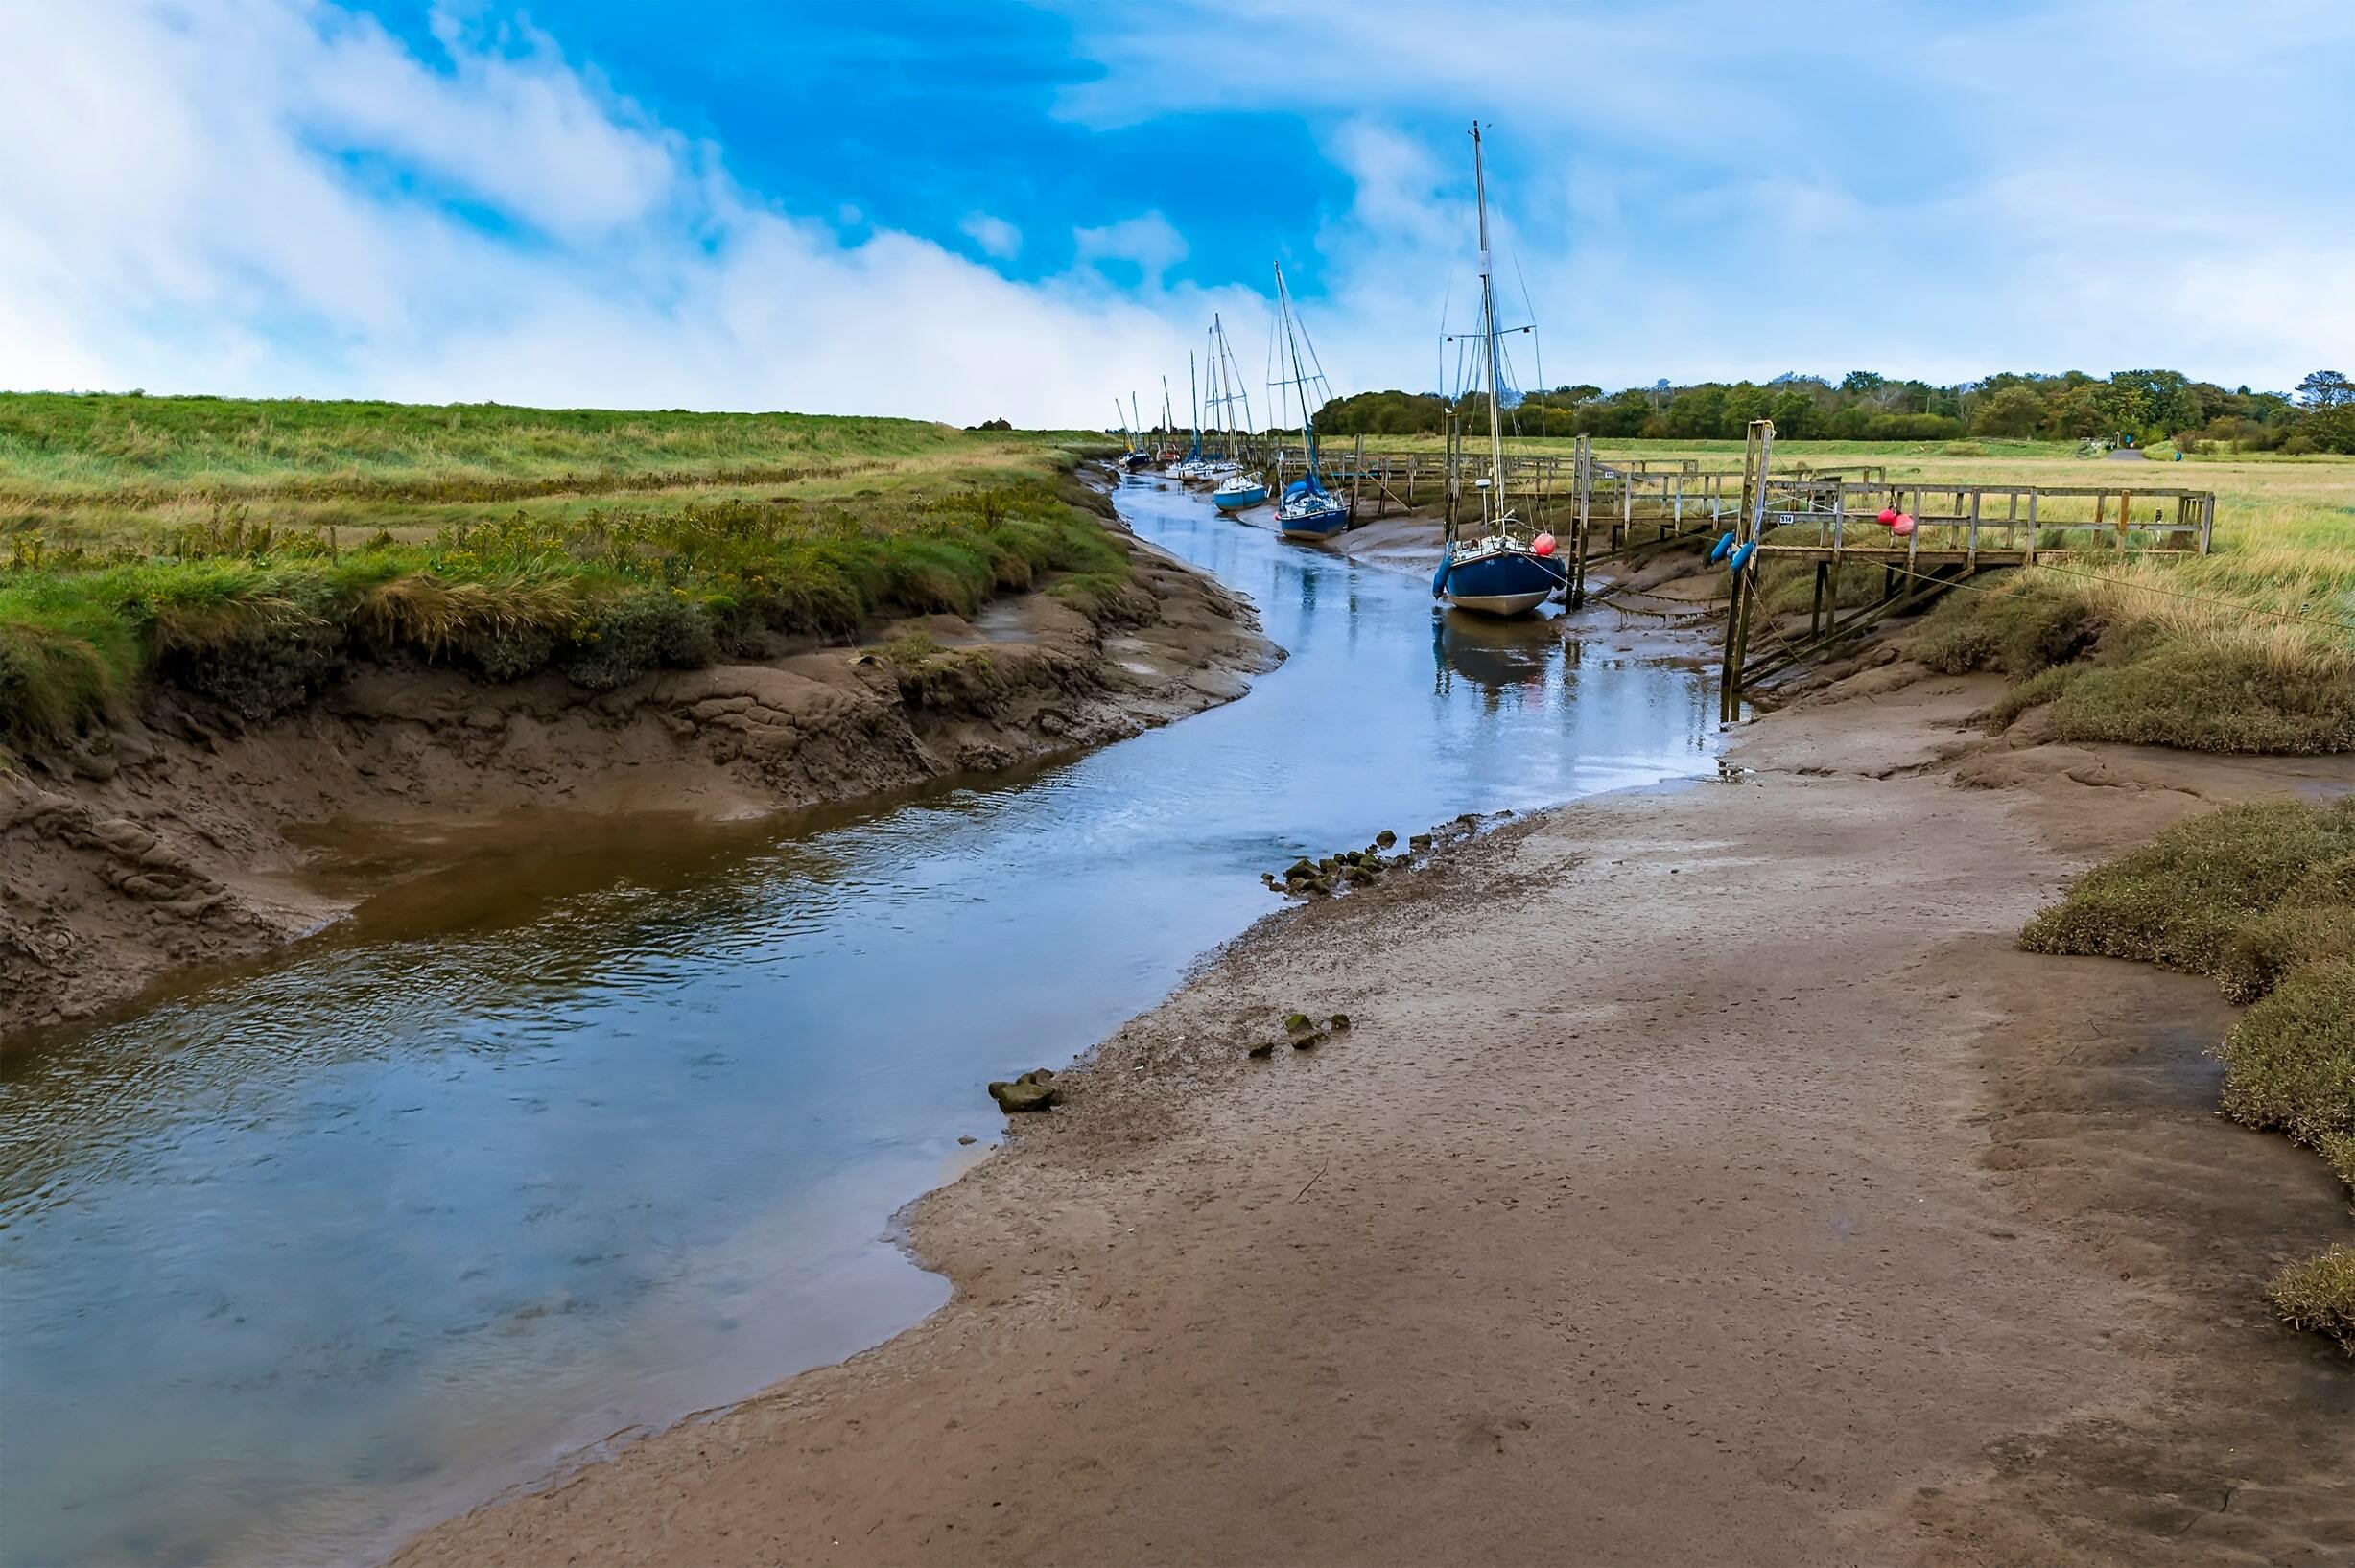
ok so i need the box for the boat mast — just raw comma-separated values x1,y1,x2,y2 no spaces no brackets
1474,121,1507,523
1215,314,1253,449
1189,352,1201,456
1275,262,1321,478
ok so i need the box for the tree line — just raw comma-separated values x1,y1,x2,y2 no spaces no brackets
1301,369,2355,453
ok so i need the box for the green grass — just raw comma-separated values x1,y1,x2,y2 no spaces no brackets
0,394,1129,752
2022,799,2355,1350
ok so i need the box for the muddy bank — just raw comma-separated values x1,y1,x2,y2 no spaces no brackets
0,526,1278,1043
397,662,2351,1567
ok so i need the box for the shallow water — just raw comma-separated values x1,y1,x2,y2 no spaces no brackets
0,479,1716,1565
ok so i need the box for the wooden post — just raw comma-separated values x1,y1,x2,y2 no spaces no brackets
1810,559,1829,638
2117,489,2131,552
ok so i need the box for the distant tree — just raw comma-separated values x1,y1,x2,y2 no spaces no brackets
1839,369,1886,397
2293,370,2355,452
1971,386,2047,438
977,416,1012,432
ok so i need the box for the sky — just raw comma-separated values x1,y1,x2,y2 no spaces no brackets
3,0,2350,426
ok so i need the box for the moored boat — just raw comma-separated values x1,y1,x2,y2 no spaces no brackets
1268,261,1349,543
1432,123,1563,616
1214,470,1268,510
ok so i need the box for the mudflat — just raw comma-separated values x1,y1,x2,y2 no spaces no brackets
398,669,2353,1565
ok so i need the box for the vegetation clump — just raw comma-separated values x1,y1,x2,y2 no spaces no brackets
2267,1245,2355,1355
1906,570,2355,756
0,398,1131,755
2022,798,2355,1348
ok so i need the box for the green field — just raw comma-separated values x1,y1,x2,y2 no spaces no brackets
0,395,1127,755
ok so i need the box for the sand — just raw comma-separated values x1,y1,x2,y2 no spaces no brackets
394,663,2354,1567
0,527,1279,1043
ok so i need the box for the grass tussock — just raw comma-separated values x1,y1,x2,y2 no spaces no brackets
0,398,1130,750
2020,798,2355,992
1904,569,2355,755
2023,799,2355,1350
2268,1245,2355,1354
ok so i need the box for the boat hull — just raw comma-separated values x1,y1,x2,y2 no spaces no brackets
1214,481,1267,511
1277,503,1349,541
1437,546,1564,617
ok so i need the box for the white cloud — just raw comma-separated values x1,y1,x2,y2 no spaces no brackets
0,0,1253,426
958,212,1022,261
1048,0,2355,394
1074,213,1189,287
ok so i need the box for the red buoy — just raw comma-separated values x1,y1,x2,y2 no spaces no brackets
1875,507,1898,526
1532,532,1557,556
1892,514,1917,537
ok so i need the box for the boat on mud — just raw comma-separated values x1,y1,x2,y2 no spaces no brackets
1432,123,1564,616
1269,261,1349,542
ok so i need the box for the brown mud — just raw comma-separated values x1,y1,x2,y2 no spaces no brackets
393,648,2354,1564
0,526,1278,1043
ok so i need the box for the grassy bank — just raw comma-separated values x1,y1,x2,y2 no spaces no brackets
0,395,1128,755
2021,799,2355,1350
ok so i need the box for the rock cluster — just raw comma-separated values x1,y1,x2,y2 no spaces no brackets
1250,1011,1353,1057
1259,815,1498,899
987,1067,1061,1112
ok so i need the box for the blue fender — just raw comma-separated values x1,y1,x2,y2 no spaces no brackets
1729,541,1757,573
1707,530,1734,564
1431,545,1451,597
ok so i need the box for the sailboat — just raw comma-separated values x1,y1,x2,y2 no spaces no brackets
1431,123,1566,616
1210,314,1266,510
1156,380,1181,466
1119,393,1153,470
1175,353,1210,482
1269,262,1349,542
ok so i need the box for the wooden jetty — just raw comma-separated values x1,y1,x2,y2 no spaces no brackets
1166,427,2215,717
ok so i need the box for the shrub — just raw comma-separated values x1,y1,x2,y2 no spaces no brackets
1909,575,2100,676
2040,638,2355,755
558,589,715,691
2217,957,2355,1162
2268,1246,2355,1354
2215,854,2355,1001
2020,798,2355,981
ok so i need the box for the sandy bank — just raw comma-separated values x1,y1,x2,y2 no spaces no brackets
0,527,1278,1044
396,659,2351,1567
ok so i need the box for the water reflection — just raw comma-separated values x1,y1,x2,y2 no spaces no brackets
1,476,1717,1566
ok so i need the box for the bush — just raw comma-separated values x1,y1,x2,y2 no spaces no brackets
2268,1246,2355,1354
559,589,716,692
2217,957,2355,1163
2041,638,2355,755
1909,576,2100,676
2215,854,2355,1001
2020,798,2355,981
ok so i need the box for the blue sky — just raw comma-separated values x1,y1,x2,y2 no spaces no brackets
3,1,2350,424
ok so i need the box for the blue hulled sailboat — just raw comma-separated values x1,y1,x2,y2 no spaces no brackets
1432,124,1565,616
1269,262,1348,542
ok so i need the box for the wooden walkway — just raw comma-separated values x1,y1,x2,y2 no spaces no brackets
1164,429,2216,716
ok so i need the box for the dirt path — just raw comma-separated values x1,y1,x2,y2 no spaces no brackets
397,670,2352,1566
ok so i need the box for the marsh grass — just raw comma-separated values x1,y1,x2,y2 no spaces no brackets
2268,1245,2355,1354
0,395,1126,749
2022,800,2355,1348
